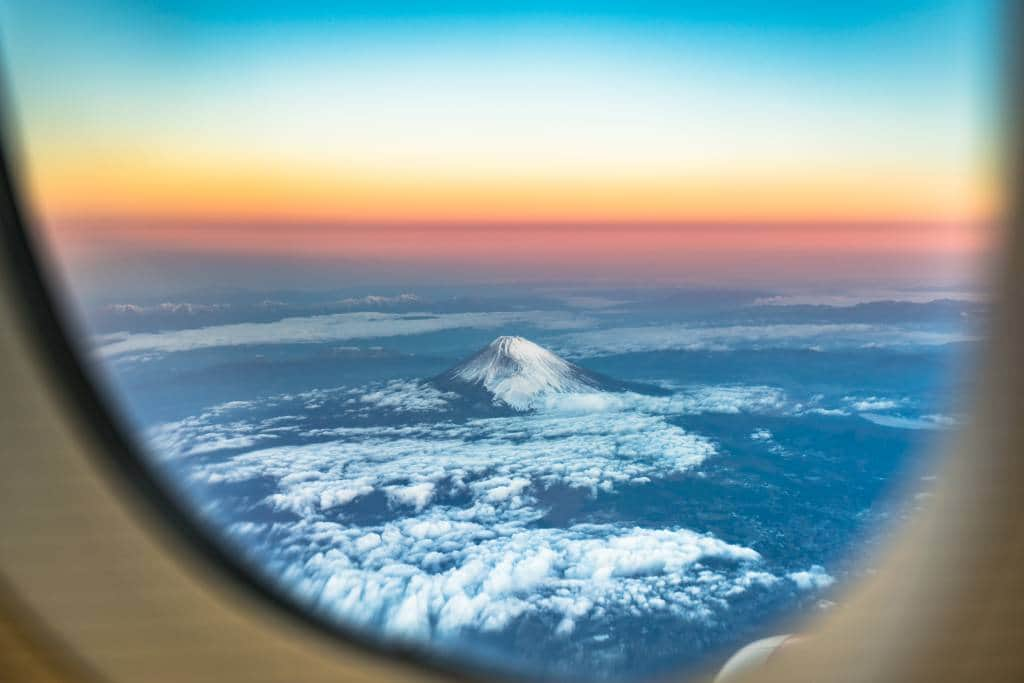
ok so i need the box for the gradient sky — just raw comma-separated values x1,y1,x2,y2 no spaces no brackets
0,0,1003,289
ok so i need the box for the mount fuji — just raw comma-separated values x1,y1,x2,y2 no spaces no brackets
435,335,619,411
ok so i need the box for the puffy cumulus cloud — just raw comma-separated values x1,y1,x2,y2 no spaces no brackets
654,385,788,414
843,396,909,412
155,378,836,648
148,382,455,460
559,323,975,356
245,514,773,642
787,565,835,591
190,408,718,516
147,405,305,460
357,380,457,413
96,310,593,358
538,385,788,416
385,483,436,511
750,428,773,441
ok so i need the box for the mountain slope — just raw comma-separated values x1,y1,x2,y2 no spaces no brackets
437,336,607,410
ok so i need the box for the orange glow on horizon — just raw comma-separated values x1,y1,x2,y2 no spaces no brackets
28,147,998,230
23,138,998,274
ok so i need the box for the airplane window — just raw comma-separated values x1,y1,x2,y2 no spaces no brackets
0,1,1002,681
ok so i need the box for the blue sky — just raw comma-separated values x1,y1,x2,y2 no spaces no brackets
0,0,1002,292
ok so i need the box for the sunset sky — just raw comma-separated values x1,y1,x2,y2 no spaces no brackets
0,0,1002,290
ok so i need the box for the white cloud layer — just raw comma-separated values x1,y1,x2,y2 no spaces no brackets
559,323,976,356
152,382,793,463
150,380,835,647
859,413,957,430
96,310,593,357
190,408,718,512
751,290,983,307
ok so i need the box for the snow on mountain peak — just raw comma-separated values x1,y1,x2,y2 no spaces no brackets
446,335,600,410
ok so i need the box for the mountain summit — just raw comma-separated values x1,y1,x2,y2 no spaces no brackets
438,336,604,410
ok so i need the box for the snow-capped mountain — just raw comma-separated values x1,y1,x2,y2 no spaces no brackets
437,336,608,411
